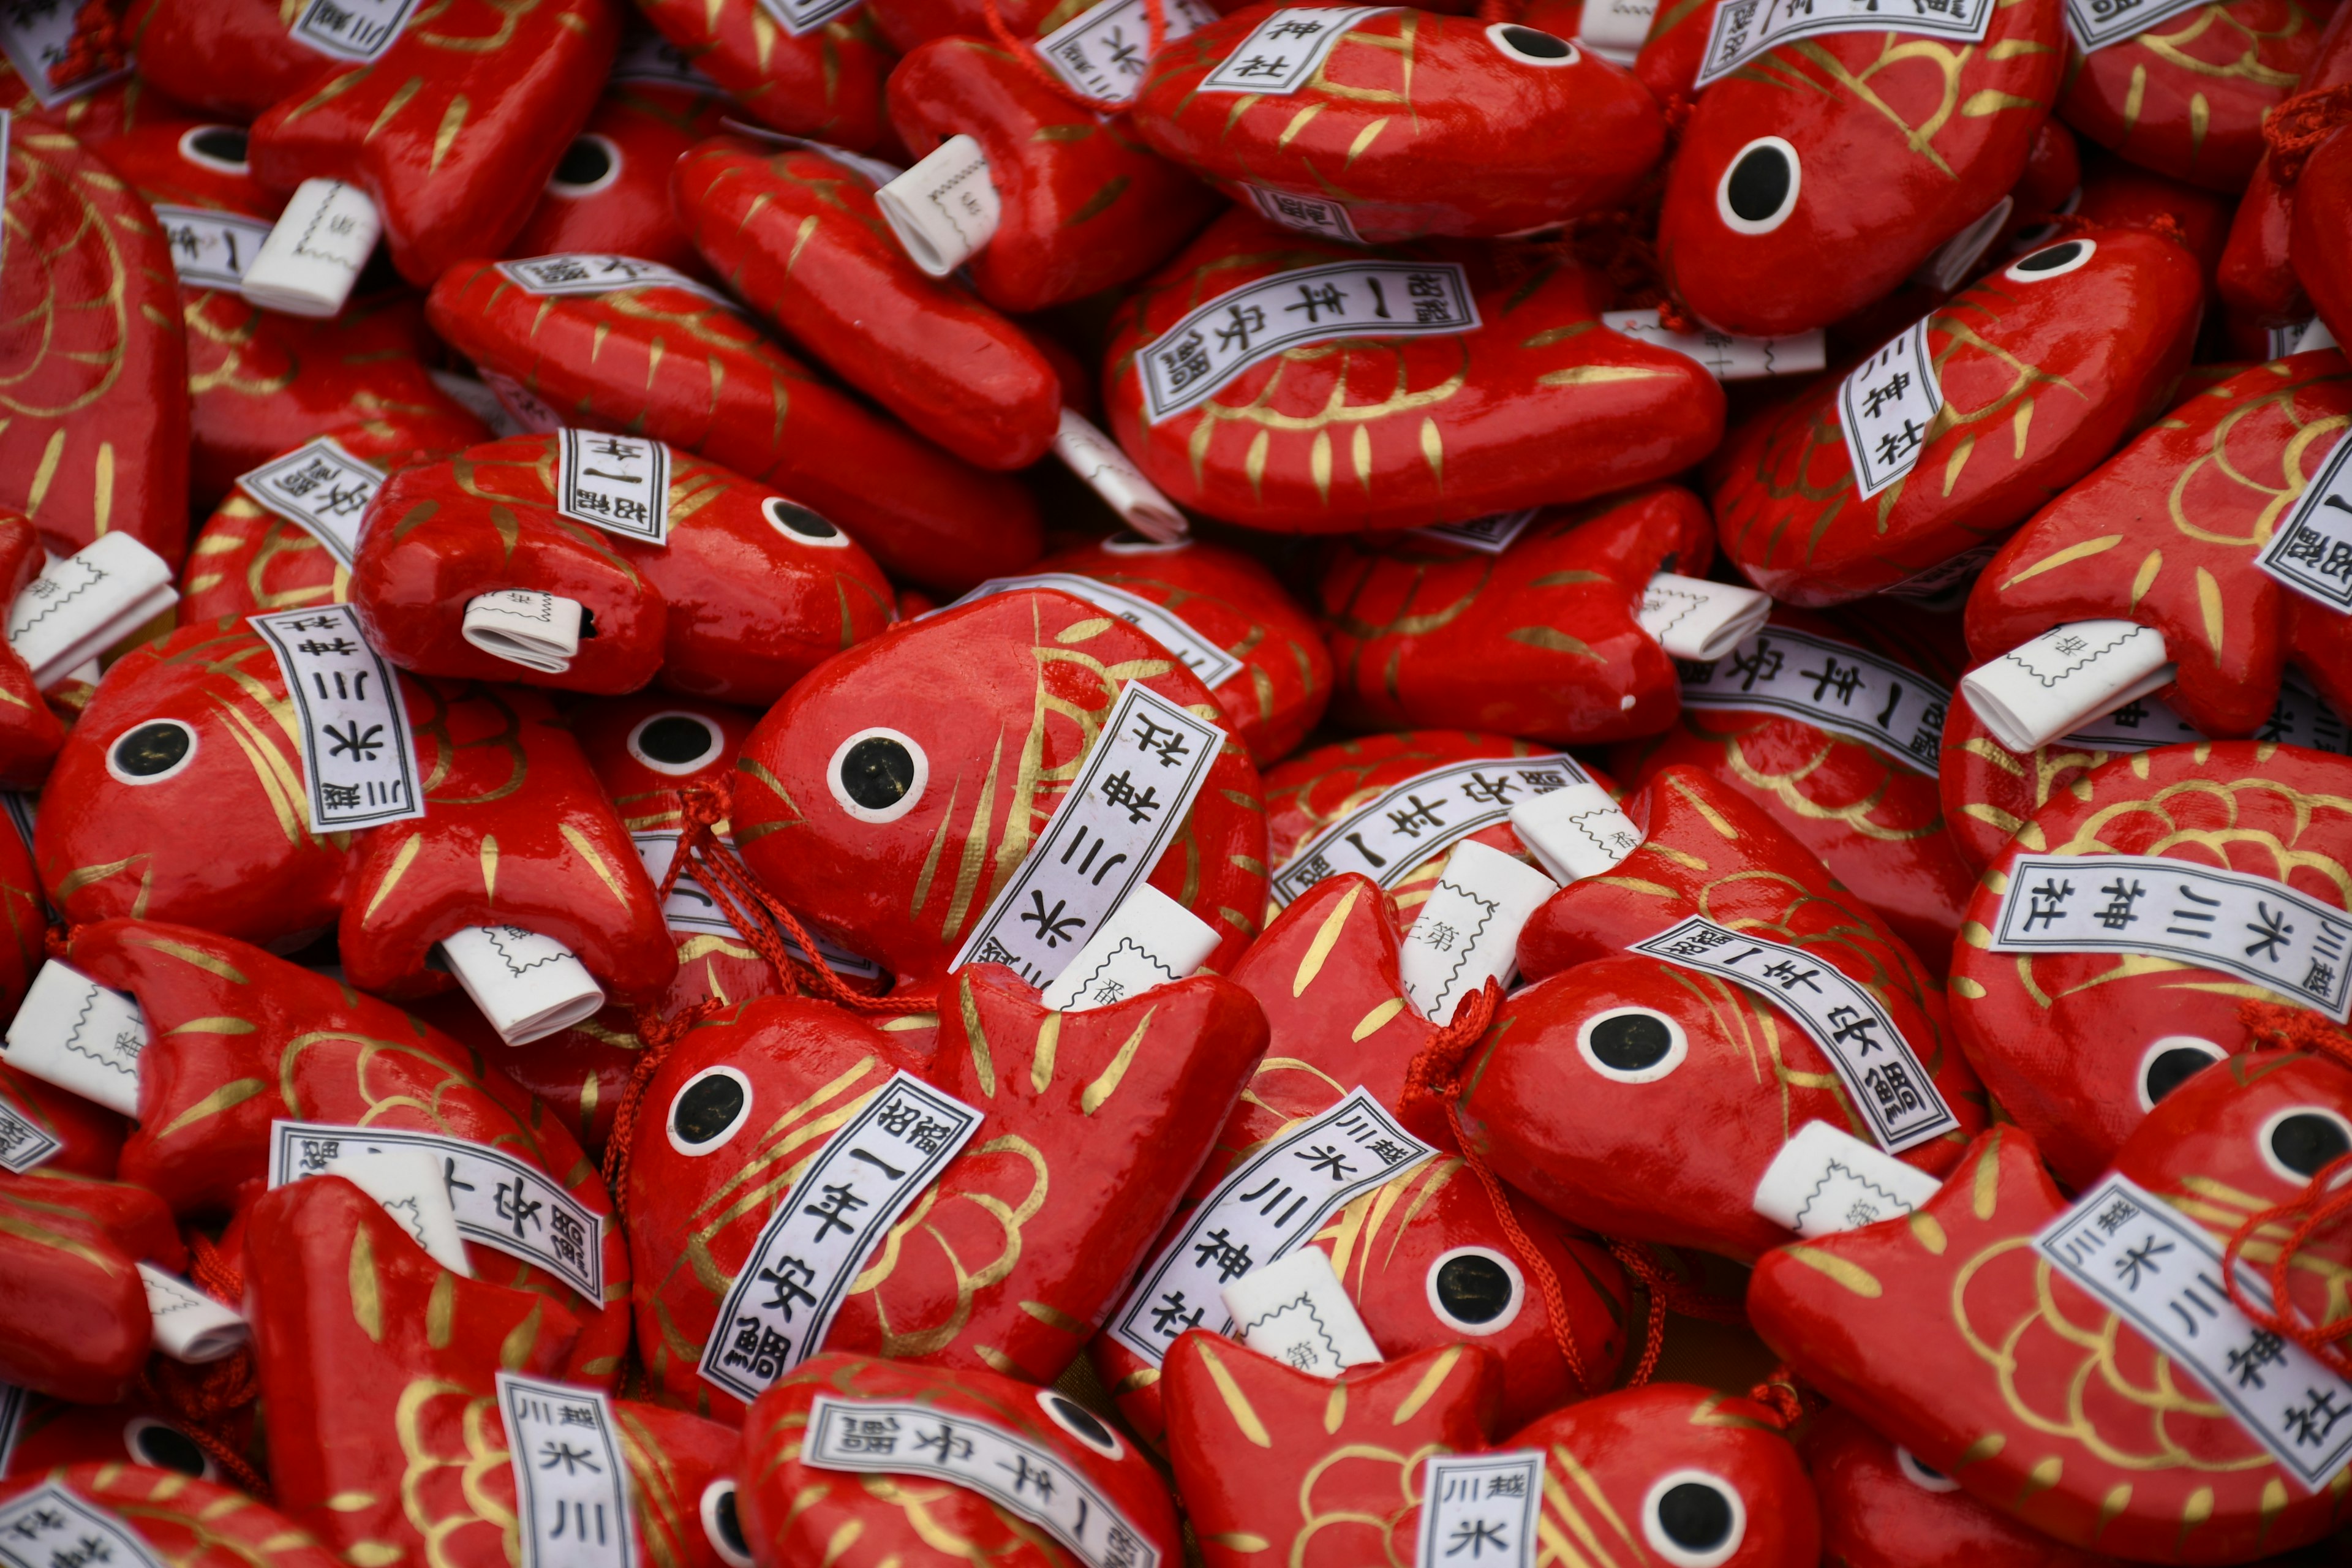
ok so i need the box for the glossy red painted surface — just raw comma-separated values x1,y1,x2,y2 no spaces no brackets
1460,767,1984,1260
1101,211,1724,533
126,0,323,119
426,258,1041,595
508,83,736,276
731,588,1269,992
1131,6,1665,241
1320,486,1712,744
2291,121,2352,345
0,512,64,788
0,1402,243,1483
864,0,1060,53
0,1169,181,1403
635,0,893,149
1751,1057,2352,1561
1714,227,2203,605
0,1061,126,1181
673,138,1063,472
1656,0,2067,335
0,1465,346,1568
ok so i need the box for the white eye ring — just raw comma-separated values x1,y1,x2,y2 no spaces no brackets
827,728,928,824
176,125,251,175
1716,136,1801,236
1642,1469,1747,1568
698,1480,754,1568
1894,1447,1961,1493
107,719,199,786
1035,1389,1126,1458
2258,1104,2352,1186
1577,1006,1687,1084
627,710,724,777
763,496,850,548
123,1415,217,1480
1425,1245,1525,1336
2004,238,2097,283
2135,1035,2227,1112
547,134,622,198
666,1065,754,1157
1486,21,1579,65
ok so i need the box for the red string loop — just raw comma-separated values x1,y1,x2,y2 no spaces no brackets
2220,1149,2352,1382
135,1352,270,1501
2265,83,2352,186
1744,1363,1814,1430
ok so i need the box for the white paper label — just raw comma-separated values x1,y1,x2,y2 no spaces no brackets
945,575,1240,687
1106,1088,1438,1365
699,1072,979,1402
630,832,883,979
237,437,387,568
1416,1451,1543,1568
1270,755,1591,906
1751,1120,1942,1238
556,429,670,545
2054,675,2352,756
2037,1172,2352,1488
1578,0,1658,51
1038,883,1218,1013
1411,510,1537,555
1397,840,1556,1023
1839,316,1944,499
151,206,279,291
1139,261,1478,423
4,962,145,1118
251,604,425,832
1600,311,1826,381
0,1096,58,1174
2064,0,2208,51
2256,429,2352,613
1632,917,1958,1153
0,7,128,108
953,682,1224,988
497,1373,636,1568
752,0,861,37
1036,0,1218,104
802,1395,1160,1568
1989,853,2352,1021
266,1125,470,1273
1244,183,1363,244
1222,1247,1382,1375
496,254,734,312
1199,6,1392,93
268,1120,603,1298
292,0,419,61
1510,780,1644,885
0,1485,170,1568
1678,627,1950,775
1697,0,1994,87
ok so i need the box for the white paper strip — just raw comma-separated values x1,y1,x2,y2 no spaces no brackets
2299,318,2340,355
1912,196,2013,294
0,1095,61,1175
1600,311,1825,381
2,961,146,1118
1678,625,1951,775
2037,1172,2352,1487
631,832,883,980
498,1373,637,1568
1630,917,1957,1152
1221,1247,1382,1376
1751,1120,1942,1238
1417,1451,1544,1568
462,590,584,674
1577,0,1657,55
1271,755,1591,905
268,1119,603,1297
1036,0,1218,104
953,682,1224,989
0,1484,172,1568
1199,7,1392,93
556,429,671,545
1989,852,2352,1020
241,179,382,319
495,254,734,312
1509,780,1643,885
7,533,177,690
1107,1088,1438,1365
238,439,387,569
875,135,1001,279
1637,572,1772,662
268,1128,470,1275
252,603,426,831
802,1395,1161,1568
1397,840,1556,1022
1243,183,1365,243
1697,0,1993,87
1411,510,1537,555
2050,673,2351,757
151,205,279,291
137,1265,249,1365
1052,408,1189,543
1038,883,1219,1012
2064,0,2208,52
944,573,1238,686
437,925,607,1047
1961,620,2174,753
2256,428,2352,613
752,0,861,39
292,0,419,61
1139,261,1477,423
699,1072,980,1402
0,11,127,107
1839,315,1945,500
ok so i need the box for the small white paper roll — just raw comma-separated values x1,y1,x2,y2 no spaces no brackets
1751,1120,1943,1238
137,1264,249,1364
1054,408,1188,543
240,179,382,319
1398,840,1559,1022
2299,317,2340,355
874,135,1001,278
7,533,178,690
279,1139,471,1275
1960,620,2174,754
437,925,606,1046
1636,572,1773,662
1509,781,1643,885
1575,0,1655,58
2,960,147,1117
1221,1248,1383,1378
1039,883,1219,1012
462,590,583,674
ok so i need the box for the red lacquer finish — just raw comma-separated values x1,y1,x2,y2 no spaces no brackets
508,83,737,275
126,0,325,119
0,1061,126,1181
0,1466,345,1568
0,511,65,787
0,1169,181,1404
634,0,893,149
2223,3,2352,342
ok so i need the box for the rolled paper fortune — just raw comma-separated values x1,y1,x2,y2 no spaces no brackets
239,178,385,319
1221,1246,1384,1378
1959,619,2174,753
461,589,584,674
1039,882,1220,1012
137,1264,250,1364
1398,839,1559,1022
2300,317,2340,355
278,1139,472,1275
1635,572,1773,662
1575,0,1656,62
874,134,1002,279
1750,1119,1944,1239
7,534,179,691
1,960,148,1117
435,925,607,1046
1509,781,1644,885
1053,408,1189,543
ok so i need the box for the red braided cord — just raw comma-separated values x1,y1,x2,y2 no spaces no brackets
2221,1149,2352,1381
136,1354,270,1500
2266,83,2352,186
